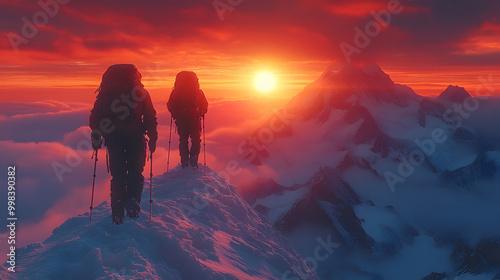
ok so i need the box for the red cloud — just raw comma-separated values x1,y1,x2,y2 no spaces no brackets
0,0,499,101
457,22,500,55
324,1,389,17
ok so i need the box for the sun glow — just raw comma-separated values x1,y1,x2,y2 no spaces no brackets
254,71,276,93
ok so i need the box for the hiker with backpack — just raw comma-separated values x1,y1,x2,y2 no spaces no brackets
167,71,208,169
90,64,158,225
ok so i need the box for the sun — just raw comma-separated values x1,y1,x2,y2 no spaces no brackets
254,71,276,93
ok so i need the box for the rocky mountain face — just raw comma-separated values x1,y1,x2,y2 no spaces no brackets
246,64,500,279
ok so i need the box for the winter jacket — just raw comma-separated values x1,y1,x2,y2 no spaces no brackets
89,86,158,142
167,88,208,120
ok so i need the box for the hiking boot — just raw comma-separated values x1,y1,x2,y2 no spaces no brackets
181,161,189,169
126,210,140,218
125,198,140,218
111,199,124,224
189,156,198,169
112,212,124,225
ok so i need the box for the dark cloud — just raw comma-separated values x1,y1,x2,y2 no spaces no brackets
346,0,500,65
0,140,107,222
0,107,88,142
0,100,73,116
1,0,498,77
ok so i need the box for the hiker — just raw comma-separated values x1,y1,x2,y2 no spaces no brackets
167,71,208,169
89,64,158,225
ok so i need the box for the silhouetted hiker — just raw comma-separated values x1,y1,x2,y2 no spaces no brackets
167,71,208,169
89,64,158,225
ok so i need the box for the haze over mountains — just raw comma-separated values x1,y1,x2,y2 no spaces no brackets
2,64,499,280
245,64,500,279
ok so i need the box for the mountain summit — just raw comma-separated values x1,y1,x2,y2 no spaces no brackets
437,85,471,103
288,64,419,120
1,167,318,280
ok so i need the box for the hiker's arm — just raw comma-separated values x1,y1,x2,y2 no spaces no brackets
142,90,158,142
167,90,175,113
167,89,181,119
198,90,208,115
89,95,102,131
89,95,103,149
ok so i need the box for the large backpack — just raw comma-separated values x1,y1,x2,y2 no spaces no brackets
174,71,200,91
95,64,146,134
168,71,204,120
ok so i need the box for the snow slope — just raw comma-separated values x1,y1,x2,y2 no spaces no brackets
246,64,500,279
1,166,318,280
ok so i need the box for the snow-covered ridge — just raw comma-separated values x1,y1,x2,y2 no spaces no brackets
1,166,318,280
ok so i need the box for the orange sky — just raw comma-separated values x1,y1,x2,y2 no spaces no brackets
1,0,499,103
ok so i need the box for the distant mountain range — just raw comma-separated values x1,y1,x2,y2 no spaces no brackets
246,64,500,280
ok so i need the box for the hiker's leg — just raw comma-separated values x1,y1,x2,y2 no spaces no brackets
106,136,127,221
125,134,146,201
124,134,146,217
177,119,190,167
189,117,202,167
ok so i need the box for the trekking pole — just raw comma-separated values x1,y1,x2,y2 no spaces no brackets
90,149,98,222
203,114,206,166
105,149,110,173
167,116,173,172
149,151,153,222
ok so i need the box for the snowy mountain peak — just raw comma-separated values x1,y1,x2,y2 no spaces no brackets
2,166,318,280
287,64,417,120
336,63,393,86
438,85,471,103
242,63,500,279
314,63,394,92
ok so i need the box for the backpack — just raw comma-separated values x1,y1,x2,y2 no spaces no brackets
95,64,146,134
174,71,200,91
168,71,205,120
